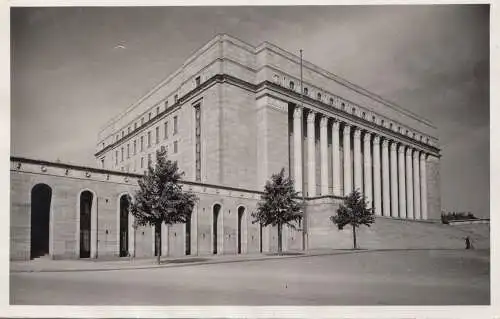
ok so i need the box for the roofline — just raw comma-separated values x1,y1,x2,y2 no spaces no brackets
98,33,437,136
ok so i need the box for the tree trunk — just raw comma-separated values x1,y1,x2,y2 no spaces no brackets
277,223,283,255
155,223,161,265
352,224,357,250
133,227,137,258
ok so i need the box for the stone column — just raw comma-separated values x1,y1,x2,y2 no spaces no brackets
390,142,399,217
363,132,372,206
293,107,303,195
331,120,341,196
413,151,421,219
382,139,390,217
398,144,407,219
343,124,352,195
353,128,362,193
406,148,414,219
420,153,428,220
320,116,329,195
373,135,382,215
307,111,316,197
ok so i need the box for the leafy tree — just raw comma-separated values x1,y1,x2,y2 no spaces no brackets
130,149,198,264
330,189,375,249
251,168,302,254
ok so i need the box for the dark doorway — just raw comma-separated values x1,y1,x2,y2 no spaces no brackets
259,223,263,253
154,223,162,257
119,195,129,257
237,207,245,254
80,191,93,258
213,204,221,254
185,212,191,255
30,184,52,259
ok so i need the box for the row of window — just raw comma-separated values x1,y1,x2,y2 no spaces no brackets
111,141,179,172
104,75,203,149
114,139,179,166
277,75,431,145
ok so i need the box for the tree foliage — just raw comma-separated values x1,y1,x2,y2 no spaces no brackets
330,189,374,249
130,148,198,263
251,168,302,254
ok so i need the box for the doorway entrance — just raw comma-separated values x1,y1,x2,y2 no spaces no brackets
119,195,129,257
80,190,93,258
30,184,52,259
213,204,221,254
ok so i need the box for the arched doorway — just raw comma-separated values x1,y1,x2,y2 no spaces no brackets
80,191,93,258
30,184,52,259
185,212,191,255
119,195,129,257
213,204,221,254
237,207,245,254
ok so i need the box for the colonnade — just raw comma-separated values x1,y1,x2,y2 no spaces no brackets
292,106,429,220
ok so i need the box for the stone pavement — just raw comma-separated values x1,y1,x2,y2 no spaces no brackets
10,250,327,273
10,248,483,273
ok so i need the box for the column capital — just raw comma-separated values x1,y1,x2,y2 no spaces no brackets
343,124,351,134
373,135,380,145
420,152,427,161
398,144,406,153
406,147,413,156
332,120,340,130
353,127,361,138
390,142,397,151
363,131,371,142
382,138,389,147
307,111,315,123
320,116,328,127
413,150,420,159
293,106,302,119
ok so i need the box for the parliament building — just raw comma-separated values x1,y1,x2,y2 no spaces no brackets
10,34,441,260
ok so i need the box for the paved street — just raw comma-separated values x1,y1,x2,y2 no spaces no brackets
10,249,489,305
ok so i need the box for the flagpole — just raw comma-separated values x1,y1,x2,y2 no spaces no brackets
300,49,308,252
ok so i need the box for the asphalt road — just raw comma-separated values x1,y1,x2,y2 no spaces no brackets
10,249,490,305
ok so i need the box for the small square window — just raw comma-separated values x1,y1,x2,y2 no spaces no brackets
148,112,151,121
289,81,295,90
156,107,159,116
164,100,168,110
174,94,178,103
174,141,178,154
303,87,308,96
195,76,201,87
329,98,334,105
317,93,321,100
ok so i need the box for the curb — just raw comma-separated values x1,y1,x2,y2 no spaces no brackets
10,248,488,273
11,251,343,273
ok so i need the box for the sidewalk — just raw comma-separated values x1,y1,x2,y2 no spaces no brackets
10,250,336,273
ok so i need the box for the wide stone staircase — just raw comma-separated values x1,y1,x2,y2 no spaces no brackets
310,217,490,250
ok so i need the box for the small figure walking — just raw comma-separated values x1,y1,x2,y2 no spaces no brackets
465,236,471,250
